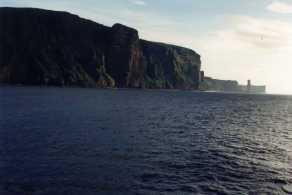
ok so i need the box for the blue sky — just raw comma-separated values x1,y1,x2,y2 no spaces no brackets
1,0,292,94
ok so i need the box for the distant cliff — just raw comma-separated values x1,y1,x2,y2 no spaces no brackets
0,7,201,89
200,77,266,94
200,77,241,92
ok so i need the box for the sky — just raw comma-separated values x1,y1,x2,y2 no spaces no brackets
1,0,292,94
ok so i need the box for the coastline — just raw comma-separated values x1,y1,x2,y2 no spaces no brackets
1,84,291,97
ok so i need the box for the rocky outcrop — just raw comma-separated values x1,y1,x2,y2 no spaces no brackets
0,7,202,89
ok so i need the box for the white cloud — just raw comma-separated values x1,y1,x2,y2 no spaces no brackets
267,1,292,14
128,0,146,6
228,16,292,49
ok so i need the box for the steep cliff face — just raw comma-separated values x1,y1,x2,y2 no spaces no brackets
141,40,201,89
107,24,145,88
0,7,201,89
0,7,115,87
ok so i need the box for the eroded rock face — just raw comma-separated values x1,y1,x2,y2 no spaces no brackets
0,7,202,89
107,23,144,88
0,7,116,87
141,40,201,89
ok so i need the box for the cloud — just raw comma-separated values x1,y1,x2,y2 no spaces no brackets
267,1,292,14
216,16,292,49
128,0,146,6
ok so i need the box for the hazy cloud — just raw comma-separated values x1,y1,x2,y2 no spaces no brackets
219,16,292,49
128,0,146,6
267,1,292,14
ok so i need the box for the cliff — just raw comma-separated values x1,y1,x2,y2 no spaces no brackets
200,77,266,94
0,7,201,89
141,40,201,89
200,77,241,92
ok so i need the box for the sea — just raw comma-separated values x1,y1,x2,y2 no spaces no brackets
0,87,292,195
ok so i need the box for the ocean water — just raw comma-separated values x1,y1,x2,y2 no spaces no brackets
0,87,292,195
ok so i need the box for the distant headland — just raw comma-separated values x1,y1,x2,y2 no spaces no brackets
0,7,265,93
200,77,266,94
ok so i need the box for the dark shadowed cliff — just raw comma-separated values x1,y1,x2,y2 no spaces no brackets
0,7,202,89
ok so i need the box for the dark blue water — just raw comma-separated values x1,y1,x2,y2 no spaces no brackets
0,87,292,195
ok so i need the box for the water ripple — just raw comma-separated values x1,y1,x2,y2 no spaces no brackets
1,87,292,194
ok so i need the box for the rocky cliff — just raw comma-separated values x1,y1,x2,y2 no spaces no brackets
200,77,241,92
0,7,201,89
200,77,266,94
